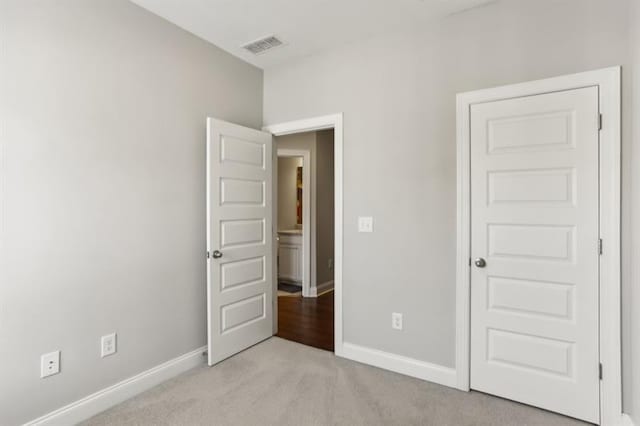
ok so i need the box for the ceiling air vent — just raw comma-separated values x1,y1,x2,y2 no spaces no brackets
242,35,284,55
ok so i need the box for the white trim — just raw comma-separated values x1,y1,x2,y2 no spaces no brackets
342,343,457,388
264,113,344,356
622,414,636,426
309,280,335,297
265,114,337,136
456,67,622,425
25,346,206,426
277,149,312,298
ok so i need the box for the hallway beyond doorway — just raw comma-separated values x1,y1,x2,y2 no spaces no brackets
276,291,334,352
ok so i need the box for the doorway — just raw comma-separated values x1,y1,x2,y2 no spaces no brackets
265,114,344,355
456,67,621,425
273,130,335,351
206,114,344,365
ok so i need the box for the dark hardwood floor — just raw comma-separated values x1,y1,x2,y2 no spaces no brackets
276,291,334,352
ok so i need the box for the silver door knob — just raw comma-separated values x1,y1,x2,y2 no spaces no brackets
474,258,486,268
212,250,223,259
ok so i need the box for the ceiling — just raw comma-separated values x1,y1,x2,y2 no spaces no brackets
131,0,495,69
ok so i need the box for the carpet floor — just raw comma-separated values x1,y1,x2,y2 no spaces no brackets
83,337,588,426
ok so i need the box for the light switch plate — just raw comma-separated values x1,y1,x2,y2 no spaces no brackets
358,216,374,233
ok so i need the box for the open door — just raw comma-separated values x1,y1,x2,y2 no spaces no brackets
206,118,273,366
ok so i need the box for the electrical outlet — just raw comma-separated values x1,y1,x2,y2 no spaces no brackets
101,333,117,358
358,216,374,233
392,313,403,330
41,351,60,378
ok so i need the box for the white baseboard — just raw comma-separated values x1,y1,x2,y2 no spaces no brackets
26,346,207,426
622,413,636,426
340,342,457,388
309,280,334,297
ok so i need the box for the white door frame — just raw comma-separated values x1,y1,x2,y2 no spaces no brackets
456,67,622,425
276,148,312,297
264,114,344,356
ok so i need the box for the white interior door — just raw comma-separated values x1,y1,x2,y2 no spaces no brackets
470,87,600,423
206,118,273,366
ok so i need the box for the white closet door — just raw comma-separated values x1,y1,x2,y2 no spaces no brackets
470,87,600,423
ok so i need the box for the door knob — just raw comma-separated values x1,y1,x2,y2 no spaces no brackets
212,250,223,259
474,258,486,268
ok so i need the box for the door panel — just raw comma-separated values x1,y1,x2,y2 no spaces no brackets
487,276,574,320
470,87,600,423
220,219,265,248
220,178,264,205
220,257,266,291
487,168,575,205
207,118,273,366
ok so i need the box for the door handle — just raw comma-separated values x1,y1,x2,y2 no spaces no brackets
212,250,223,259
474,258,486,268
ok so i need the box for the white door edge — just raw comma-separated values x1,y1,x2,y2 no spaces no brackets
263,113,344,355
456,67,621,425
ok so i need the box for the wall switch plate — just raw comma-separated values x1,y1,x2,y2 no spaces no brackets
101,333,117,358
392,313,403,330
41,351,60,378
358,216,374,233
328,258,333,270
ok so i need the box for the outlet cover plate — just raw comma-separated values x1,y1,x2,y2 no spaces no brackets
41,351,60,378
392,313,403,330
101,333,117,358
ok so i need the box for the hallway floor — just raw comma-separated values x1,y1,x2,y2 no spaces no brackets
83,337,588,426
276,290,334,351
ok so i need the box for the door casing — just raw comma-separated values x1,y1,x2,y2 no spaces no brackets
456,67,621,425
264,114,344,355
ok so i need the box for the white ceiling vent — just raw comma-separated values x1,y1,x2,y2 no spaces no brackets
242,35,284,55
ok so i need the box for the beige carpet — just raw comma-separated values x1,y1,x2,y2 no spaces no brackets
83,338,589,426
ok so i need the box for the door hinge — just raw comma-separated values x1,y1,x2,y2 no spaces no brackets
598,114,603,131
598,238,603,255
599,363,603,380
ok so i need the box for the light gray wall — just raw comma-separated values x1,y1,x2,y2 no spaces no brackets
264,0,635,399
0,1,262,424
277,157,302,231
315,130,335,286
